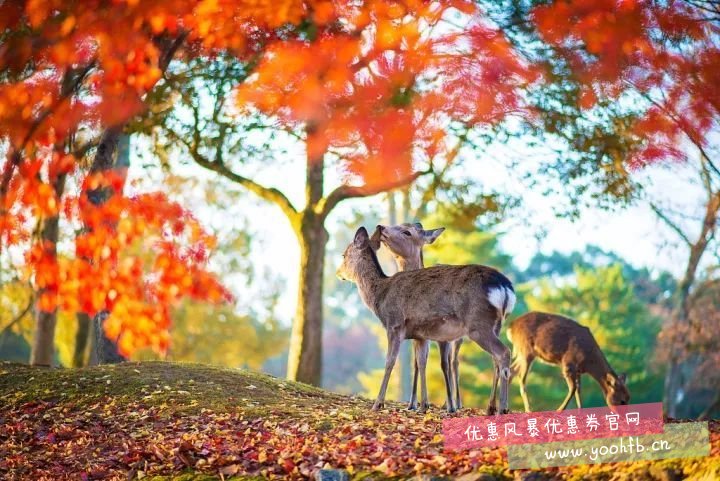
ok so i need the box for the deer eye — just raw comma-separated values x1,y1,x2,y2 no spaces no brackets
402,231,411,236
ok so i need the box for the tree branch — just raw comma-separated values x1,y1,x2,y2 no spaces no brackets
165,128,300,230
650,202,693,247
627,82,720,180
0,61,96,204
319,168,432,219
0,295,33,339
412,129,469,220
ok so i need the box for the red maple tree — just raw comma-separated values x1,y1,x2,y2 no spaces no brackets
0,0,329,362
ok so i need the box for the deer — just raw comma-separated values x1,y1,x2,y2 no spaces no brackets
374,222,466,413
337,226,516,414
506,311,630,412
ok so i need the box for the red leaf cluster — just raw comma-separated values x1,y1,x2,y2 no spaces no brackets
532,0,720,166
234,1,538,187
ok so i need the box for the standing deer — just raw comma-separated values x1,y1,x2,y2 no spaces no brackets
337,226,516,414
507,311,630,412
375,222,466,412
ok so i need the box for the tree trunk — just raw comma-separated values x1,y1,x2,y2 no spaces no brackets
82,129,129,365
287,127,327,385
30,311,57,366
91,311,125,364
664,190,720,417
287,217,328,385
30,173,67,366
72,312,91,367
699,391,720,420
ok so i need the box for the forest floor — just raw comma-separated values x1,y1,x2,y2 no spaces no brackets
0,361,717,481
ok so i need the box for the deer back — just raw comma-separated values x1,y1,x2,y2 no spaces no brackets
508,312,605,368
375,264,514,335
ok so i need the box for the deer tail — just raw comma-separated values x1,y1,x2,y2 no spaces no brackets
487,285,516,321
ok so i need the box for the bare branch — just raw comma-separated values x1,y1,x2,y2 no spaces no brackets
319,168,432,219
165,128,300,230
650,202,693,247
626,81,720,180
0,295,33,339
412,130,469,220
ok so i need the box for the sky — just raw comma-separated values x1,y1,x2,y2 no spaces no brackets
128,134,710,325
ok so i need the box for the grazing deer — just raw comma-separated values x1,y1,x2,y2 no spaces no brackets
507,311,630,412
337,226,516,414
375,222,466,412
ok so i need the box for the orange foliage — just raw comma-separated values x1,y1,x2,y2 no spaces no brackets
0,0,319,357
532,0,719,167
234,1,538,187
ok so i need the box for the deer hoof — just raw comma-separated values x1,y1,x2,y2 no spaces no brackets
487,405,497,415
500,408,510,415
446,406,456,414
372,401,384,411
407,402,418,411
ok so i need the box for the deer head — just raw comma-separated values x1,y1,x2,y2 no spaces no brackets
376,223,445,268
336,227,382,282
605,372,630,406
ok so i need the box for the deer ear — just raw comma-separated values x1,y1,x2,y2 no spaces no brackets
369,226,382,251
354,227,369,247
618,373,627,385
413,222,424,230
423,227,445,244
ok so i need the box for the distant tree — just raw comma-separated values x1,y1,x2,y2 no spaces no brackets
660,276,720,419
519,245,677,307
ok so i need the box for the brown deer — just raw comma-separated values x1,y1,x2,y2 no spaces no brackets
337,226,516,414
507,311,630,412
375,222,466,413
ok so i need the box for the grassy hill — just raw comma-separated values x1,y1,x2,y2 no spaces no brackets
0,361,717,480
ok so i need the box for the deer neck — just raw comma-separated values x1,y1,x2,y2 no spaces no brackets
354,247,388,314
394,252,423,272
586,354,615,396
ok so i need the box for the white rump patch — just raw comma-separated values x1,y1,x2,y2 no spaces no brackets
505,289,517,316
487,287,516,318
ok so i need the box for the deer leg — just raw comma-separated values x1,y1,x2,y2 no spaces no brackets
469,330,512,415
517,355,534,413
487,363,500,415
373,330,403,411
407,339,422,410
452,338,463,409
439,341,455,413
557,363,578,411
416,339,430,413
574,374,582,409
